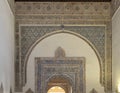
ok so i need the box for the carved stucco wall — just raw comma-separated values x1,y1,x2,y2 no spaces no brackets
15,2,112,93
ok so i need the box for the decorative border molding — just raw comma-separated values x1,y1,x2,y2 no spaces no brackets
15,25,111,92
19,25,105,88
15,2,112,92
15,2,110,15
35,47,86,93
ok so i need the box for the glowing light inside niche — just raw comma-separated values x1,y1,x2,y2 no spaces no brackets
48,86,65,93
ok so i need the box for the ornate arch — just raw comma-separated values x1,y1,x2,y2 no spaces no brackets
24,30,103,87
35,47,86,93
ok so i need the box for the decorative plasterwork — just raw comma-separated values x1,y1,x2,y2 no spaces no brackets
15,2,112,92
35,47,86,93
55,47,66,58
15,25,111,92
18,25,105,90
20,25,105,66
15,2,110,16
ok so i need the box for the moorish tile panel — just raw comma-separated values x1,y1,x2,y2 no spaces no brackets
35,47,86,93
15,2,112,93
20,25,105,64
17,25,106,92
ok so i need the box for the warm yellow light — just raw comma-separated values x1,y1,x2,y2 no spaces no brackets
118,84,120,92
48,86,65,93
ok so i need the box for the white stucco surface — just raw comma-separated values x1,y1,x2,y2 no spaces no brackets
0,0,14,93
112,6,120,93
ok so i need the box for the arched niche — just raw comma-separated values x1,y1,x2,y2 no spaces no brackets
24,33,104,93
47,75,72,93
24,30,103,84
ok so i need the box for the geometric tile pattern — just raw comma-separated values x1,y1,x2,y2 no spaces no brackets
20,25,105,63
15,2,112,93
19,25,105,90
35,47,86,93
15,2,110,15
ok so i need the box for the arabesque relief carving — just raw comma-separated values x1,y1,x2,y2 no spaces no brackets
15,2,112,92
35,47,86,93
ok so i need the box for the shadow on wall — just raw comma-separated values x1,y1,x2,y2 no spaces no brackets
0,83,3,93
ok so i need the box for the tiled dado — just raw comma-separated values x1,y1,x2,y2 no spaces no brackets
15,2,112,93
